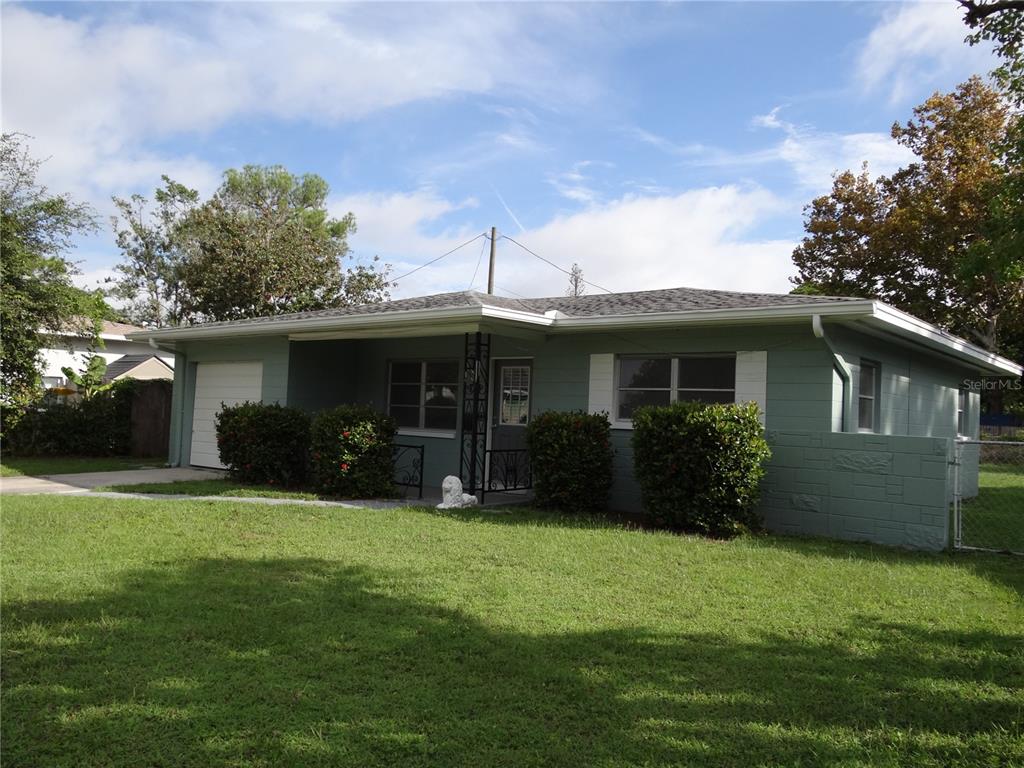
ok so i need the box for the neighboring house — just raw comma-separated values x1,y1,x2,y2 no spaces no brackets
101,354,174,383
41,320,174,387
135,287,1021,550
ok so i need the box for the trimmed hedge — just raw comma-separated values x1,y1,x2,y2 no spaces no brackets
1,383,133,456
216,402,310,487
632,401,770,537
526,410,613,513
310,405,397,498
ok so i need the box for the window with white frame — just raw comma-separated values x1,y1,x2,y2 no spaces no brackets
388,360,459,431
857,360,880,432
616,355,735,421
499,365,530,425
957,388,967,437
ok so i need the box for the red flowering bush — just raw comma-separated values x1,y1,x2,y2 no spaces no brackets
526,410,613,514
631,401,770,537
216,402,310,487
310,405,396,497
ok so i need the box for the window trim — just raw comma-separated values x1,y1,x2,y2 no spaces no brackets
857,359,880,433
613,353,737,428
496,363,531,427
387,358,460,435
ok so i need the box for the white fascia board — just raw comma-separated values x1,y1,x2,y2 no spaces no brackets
131,305,489,342
867,302,1022,376
548,300,875,331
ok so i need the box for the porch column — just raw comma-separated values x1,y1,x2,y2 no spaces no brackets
460,331,490,494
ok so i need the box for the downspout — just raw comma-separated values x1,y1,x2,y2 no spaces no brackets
812,315,852,432
152,337,185,467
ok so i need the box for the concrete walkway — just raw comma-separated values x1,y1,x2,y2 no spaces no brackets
0,467,223,495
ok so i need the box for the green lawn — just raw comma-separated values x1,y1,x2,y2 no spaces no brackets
2,496,1022,768
94,478,324,501
961,463,1024,553
0,455,166,478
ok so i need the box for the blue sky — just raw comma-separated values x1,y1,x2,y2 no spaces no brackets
2,1,997,301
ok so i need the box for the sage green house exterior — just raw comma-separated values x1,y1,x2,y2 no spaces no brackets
140,287,1020,551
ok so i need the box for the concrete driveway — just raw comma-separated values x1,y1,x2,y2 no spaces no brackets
0,467,223,495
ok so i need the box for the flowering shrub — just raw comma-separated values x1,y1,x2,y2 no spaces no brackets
216,402,310,487
310,405,396,497
631,401,770,537
525,410,613,513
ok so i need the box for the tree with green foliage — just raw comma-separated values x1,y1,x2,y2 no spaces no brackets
961,0,1024,370
791,77,1022,354
113,165,391,324
109,177,198,328
0,134,110,406
960,1,1024,103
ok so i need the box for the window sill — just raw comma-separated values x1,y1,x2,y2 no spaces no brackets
611,421,634,431
397,429,457,440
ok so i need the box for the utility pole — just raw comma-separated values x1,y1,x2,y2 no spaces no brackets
487,226,497,294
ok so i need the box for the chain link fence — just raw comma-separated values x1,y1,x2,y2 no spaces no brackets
953,440,1024,555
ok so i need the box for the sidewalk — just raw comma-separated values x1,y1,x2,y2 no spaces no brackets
0,467,223,495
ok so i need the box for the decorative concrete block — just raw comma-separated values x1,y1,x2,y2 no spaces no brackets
832,451,893,474
792,494,821,512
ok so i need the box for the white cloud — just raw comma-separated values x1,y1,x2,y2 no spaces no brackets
752,111,915,190
504,185,795,296
857,2,996,103
1,3,600,217
329,189,483,292
636,115,914,195
349,185,799,299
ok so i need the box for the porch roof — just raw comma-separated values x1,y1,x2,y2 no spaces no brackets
130,287,1021,377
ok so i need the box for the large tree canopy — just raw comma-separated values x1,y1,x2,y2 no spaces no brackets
0,134,109,406
111,166,391,325
791,77,1023,355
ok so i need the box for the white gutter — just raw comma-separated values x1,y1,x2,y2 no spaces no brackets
866,302,1021,376
812,314,853,432
126,296,1022,377
132,300,868,342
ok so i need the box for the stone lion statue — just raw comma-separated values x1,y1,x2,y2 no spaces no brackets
436,475,478,509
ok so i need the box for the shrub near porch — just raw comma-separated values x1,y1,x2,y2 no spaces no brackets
310,405,397,498
526,410,613,513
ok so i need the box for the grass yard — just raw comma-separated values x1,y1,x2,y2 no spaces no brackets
2,496,1022,768
961,463,1024,553
0,455,166,478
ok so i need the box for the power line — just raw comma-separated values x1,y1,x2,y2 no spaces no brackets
391,232,488,283
499,235,614,294
467,235,488,290
493,284,530,300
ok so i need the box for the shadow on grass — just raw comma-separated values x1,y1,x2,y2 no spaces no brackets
3,558,1021,768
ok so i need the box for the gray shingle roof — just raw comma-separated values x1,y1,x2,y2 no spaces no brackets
102,354,171,381
167,286,863,332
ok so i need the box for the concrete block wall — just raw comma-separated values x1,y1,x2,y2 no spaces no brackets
760,430,952,551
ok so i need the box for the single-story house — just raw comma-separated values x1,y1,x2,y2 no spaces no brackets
135,287,1021,550
101,354,174,383
41,320,174,388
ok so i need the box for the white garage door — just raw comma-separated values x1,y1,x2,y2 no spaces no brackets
189,361,263,468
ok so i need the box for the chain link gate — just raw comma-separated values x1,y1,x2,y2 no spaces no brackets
952,440,1024,555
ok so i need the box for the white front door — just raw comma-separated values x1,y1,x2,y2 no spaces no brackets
189,361,263,468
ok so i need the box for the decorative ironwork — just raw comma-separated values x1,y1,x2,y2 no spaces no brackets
481,448,532,502
392,443,424,499
460,331,490,494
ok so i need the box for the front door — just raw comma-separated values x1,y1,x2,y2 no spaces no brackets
491,359,532,452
